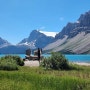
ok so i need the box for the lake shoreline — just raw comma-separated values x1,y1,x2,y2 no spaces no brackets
0,54,90,66
24,60,90,67
72,62,90,66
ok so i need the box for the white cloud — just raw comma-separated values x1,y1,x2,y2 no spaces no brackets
38,26,46,30
59,17,64,21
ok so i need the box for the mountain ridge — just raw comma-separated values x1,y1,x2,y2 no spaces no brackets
44,10,90,54
0,30,55,54
18,30,54,49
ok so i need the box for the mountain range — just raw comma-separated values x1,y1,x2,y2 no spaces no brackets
44,11,90,54
0,30,55,54
0,10,90,54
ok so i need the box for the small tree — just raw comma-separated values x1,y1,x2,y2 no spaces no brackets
40,52,69,70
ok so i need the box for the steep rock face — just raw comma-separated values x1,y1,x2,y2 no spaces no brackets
19,30,54,49
55,22,79,39
44,11,90,54
78,11,90,26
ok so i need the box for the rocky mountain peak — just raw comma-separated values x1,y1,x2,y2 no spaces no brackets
44,10,90,54
18,30,54,49
78,11,90,27
55,10,90,39
28,30,46,42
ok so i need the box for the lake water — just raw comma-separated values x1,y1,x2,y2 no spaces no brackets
0,54,90,63
65,54,90,63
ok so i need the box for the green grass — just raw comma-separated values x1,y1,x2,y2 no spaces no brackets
0,65,90,90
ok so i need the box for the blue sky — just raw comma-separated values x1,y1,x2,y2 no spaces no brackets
0,0,90,44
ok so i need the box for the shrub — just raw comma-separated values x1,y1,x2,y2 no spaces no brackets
1,55,24,66
40,52,70,70
0,58,18,70
0,55,24,71
12,56,24,66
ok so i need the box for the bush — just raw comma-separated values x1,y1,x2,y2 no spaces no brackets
40,52,70,70
1,55,24,66
0,55,24,71
0,57,18,70
12,56,24,66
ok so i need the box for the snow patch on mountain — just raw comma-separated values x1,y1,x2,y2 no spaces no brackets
17,40,36,49
39,31,58,37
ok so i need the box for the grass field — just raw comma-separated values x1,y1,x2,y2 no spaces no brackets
0,65,90,90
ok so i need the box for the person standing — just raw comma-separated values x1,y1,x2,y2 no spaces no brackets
37,48,40,63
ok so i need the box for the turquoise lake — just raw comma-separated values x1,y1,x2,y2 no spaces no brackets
0,54,90,63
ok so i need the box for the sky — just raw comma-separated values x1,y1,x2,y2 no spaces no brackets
0,0,90,45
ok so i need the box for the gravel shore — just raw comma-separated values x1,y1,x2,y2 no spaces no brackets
73,62,90,66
